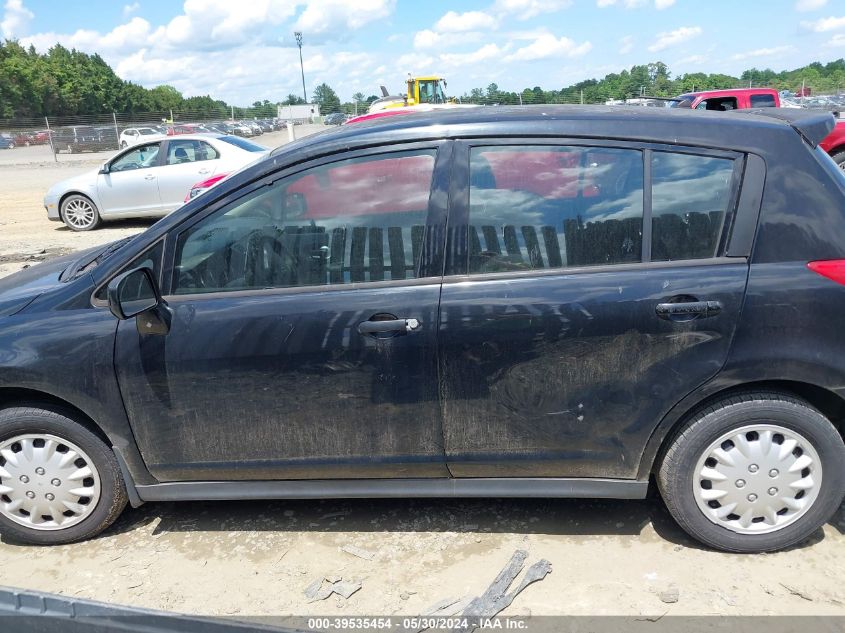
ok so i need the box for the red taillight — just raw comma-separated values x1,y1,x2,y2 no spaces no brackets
808,259,845,285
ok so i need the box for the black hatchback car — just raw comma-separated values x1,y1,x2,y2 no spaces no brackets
1,106,844,552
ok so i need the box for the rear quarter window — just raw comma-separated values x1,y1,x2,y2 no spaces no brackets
750,94,777,108
651,152,736,261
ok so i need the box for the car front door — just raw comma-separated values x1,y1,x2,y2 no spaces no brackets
438,140,752,479
114,143,451,481
157,139,223,213
97,142,163,216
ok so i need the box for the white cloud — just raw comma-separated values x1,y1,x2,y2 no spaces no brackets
619,34,634,54
294,0,395,35
396,52,436,73
675,54,706,65
493,0,572,20
435,10,497,32
825,33,845,47
506,33,591,61
1,0,33,39
440,43,503,67
648,25,702,51
598,0,673,7
731,45,796,61
413,29,444,49
801,15,845,31
795,0,827,11
122,2,140,17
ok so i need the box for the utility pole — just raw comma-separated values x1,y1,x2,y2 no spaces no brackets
295,31,307,103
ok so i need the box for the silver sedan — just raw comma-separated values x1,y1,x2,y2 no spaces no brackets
44,134,268,231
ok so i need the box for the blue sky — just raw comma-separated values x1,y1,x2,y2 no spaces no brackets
2,0,844,105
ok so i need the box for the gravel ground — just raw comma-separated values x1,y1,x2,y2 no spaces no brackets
0,124,844,620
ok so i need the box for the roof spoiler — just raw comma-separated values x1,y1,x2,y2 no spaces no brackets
736,108,835,148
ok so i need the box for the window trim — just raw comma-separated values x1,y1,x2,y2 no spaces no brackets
446,138,744,278
160,140,452,298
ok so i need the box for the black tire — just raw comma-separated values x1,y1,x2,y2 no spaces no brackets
831,151,845,171
60,193,101,231
658,391,845,553
0,407,127,545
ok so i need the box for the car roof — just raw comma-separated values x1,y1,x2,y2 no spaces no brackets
269,104,833,162
679,88,779,98
161,133,226,141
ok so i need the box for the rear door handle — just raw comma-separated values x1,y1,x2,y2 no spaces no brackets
357,318,421,336
198,168,210,174
144,174,155,180
656,300,722,321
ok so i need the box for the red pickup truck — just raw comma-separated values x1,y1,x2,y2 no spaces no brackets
672,88,845,169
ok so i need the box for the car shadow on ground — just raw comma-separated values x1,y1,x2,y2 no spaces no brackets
97,492,844,552
53,218,158,232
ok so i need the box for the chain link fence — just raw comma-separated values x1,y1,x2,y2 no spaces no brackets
0,106,314,162
2,85,843,162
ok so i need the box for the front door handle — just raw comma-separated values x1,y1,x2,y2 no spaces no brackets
358,317,422,336
144,174,155,180
656,300,722,322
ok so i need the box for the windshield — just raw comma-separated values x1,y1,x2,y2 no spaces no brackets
218,135,267,151
668,95,693,108
139,128,158,135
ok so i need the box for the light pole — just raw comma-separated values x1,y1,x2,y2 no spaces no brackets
295,31,307,103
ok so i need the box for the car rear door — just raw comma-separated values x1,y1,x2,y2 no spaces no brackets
438,139,758,479
157,139,223,212
114,142,452,482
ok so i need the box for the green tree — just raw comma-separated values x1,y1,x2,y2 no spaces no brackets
312,83,341,113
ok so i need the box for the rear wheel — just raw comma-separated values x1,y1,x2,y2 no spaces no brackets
0,407,127,545
658,392,845,552
831,151,845,171
60,194,101,231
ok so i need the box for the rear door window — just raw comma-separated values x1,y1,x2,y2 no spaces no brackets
466,145,644,273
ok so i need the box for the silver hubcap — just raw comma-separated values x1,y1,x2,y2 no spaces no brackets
0,434,101,531
694,424,822,535
63,198,96,229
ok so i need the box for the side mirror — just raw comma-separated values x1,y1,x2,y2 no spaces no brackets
107,267,161,320
99,161,110,175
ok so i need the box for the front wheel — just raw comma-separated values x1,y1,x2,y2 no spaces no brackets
0,407,128,545
658,392,845,552
60,194,101,231
831,151,845,172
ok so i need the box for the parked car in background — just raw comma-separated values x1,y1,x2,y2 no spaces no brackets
167,124,202,136
671,88,780,110
820,120,845,170
4,106,844,553
43,134,268,230
0,134,15,149
52,126,115,153
184,171,230,202
231,122,254,137
12,132,35,146
324,112,348,125
672,87,845,167
120,127,167,148
31,130,52,145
